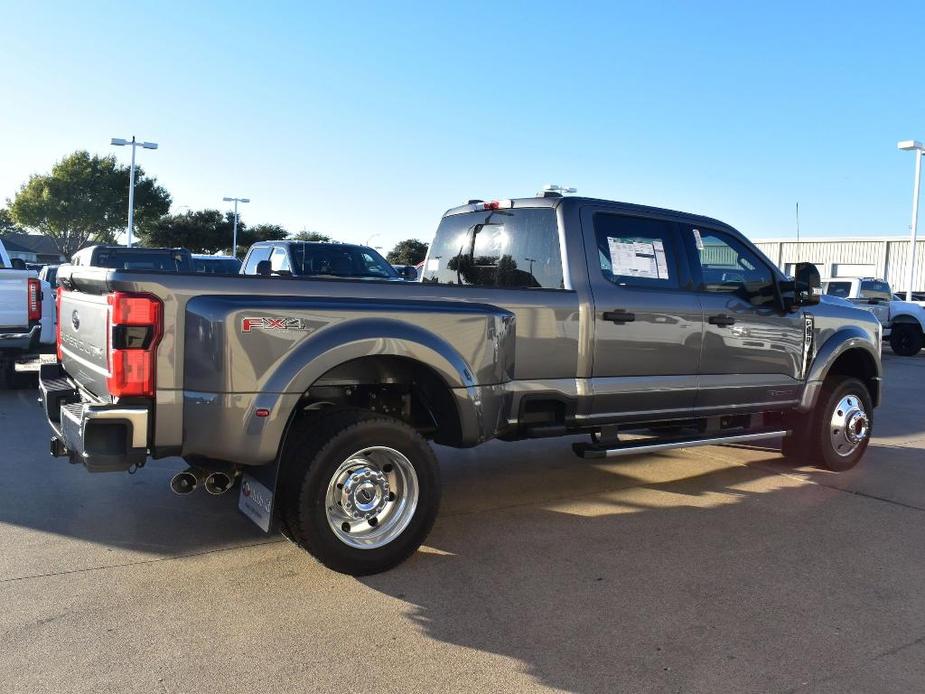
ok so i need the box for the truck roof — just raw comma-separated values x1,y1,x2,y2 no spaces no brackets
441,195,736,232
249,240,372,249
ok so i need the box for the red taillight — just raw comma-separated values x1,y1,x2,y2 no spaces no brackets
56,286,63,361
27,277,41,321
106,292,162,398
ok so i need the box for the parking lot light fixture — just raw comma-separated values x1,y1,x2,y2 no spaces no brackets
223,196,250,257
898,140,925,302
111,136,159,247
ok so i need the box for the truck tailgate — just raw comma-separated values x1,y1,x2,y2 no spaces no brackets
59,289,111,397
0,271,29,329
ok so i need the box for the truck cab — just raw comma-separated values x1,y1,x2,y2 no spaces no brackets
241,241,400,280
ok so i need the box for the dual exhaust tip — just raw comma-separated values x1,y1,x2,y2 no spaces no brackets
170,468,236,496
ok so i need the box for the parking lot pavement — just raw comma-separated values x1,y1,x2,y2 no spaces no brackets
1,354,924,693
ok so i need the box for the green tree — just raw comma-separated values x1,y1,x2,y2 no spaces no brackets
9,151,171,257
239,223,288,251
0,208,23,234
138,209,231,253
387,238,429,265
291,230,333,242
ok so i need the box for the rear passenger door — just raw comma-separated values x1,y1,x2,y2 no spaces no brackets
581,208,703,422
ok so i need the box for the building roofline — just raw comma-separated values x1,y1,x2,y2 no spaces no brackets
753,236,919,243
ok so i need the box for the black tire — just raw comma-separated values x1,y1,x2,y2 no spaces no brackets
890,324,924,356
279,408,441,575
783,375,872,472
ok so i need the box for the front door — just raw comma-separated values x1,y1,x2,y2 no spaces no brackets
582,209,703,423
682,225,805,413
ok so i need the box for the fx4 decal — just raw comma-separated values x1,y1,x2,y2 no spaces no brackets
241,316,312,333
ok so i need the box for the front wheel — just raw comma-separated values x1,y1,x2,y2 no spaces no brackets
280,408,441,575
783,376,872,472
890,324,924,356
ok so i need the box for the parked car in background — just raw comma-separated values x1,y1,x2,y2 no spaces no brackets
192,254,242,274
42,194,883,575
823,277,925,355
39,264,59,288
241,241,400,280
71,245,194,272
0,239,43,386
391,264,419,281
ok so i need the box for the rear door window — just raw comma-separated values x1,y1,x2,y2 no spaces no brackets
422,208,564,289
592,213,681,290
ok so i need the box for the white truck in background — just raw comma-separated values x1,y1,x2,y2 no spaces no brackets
0,239,46,386
823,277,925,356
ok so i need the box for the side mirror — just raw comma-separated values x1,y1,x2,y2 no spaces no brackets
792,262,821,306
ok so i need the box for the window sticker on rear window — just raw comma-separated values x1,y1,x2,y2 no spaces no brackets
607,237,670,280
426,257,440,272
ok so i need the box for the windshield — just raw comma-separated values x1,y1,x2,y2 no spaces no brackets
290,243,397,279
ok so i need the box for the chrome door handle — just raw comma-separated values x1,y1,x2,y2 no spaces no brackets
602,310,636,323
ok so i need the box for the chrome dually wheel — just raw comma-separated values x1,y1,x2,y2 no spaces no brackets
829,393,870,458
325,446,420,549
280,408,441,575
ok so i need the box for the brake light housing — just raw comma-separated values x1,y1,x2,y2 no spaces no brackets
55,286,63,361
27,277,41,321
106,292,162,398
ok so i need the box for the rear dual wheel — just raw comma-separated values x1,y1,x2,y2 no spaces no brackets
782,375,872,472
279,408,440,575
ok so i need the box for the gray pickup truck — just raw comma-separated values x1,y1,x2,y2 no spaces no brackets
40,194,883,575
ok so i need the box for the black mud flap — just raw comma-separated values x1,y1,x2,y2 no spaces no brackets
237,461,281,533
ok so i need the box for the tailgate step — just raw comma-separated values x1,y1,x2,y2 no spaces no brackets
572,429,790,459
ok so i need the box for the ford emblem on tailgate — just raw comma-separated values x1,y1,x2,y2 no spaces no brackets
71,309,80,330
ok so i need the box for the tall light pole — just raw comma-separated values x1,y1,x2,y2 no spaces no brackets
898,140,925,301
223,196,250,257
111,137,158,247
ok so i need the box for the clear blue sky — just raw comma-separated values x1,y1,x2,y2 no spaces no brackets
2,1,924,251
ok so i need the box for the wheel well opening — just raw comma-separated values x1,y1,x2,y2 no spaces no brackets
827,349,879,407
297,356,463,446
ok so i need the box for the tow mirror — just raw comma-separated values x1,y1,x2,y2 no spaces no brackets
793,262,821,306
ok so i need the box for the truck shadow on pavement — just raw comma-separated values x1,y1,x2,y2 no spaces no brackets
359,440,925,693
0,391,266,566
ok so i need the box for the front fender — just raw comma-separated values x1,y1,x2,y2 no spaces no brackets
798,325,882,412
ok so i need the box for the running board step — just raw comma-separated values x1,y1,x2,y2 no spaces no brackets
572,429,790,459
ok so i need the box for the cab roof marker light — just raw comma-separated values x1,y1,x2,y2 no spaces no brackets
474,199,514,211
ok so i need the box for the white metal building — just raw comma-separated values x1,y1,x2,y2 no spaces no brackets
753,237,925,293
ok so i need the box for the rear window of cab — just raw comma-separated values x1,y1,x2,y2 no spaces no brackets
421,208,564,289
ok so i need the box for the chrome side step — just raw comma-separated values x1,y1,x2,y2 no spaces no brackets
572,429,790,460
